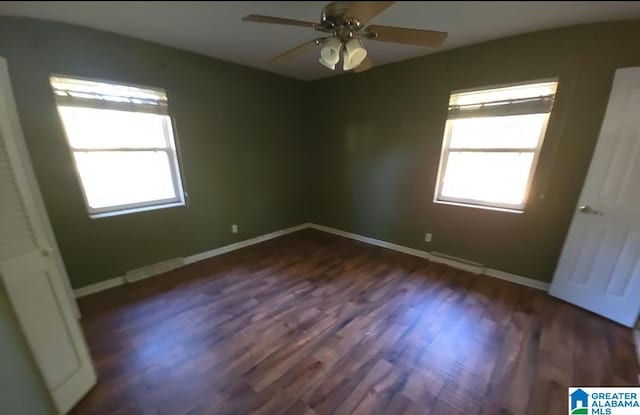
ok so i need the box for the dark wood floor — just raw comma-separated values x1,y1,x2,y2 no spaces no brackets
71,229,639,415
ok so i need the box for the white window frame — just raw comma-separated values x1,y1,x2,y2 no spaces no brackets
51,75,186,218
434,79,557,212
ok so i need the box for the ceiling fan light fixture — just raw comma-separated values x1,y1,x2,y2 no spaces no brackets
318,57,336,70
319,37,342,70
343,38,367,70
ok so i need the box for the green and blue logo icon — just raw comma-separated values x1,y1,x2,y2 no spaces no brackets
570,388,589,414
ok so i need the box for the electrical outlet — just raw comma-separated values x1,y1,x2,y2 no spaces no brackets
425,233,433,243
231,224,238,234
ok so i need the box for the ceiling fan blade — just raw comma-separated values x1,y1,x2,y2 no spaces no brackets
324,2,394,26
273,38,324,61
242,14,317,29
366,25,448,47
344,1,395,25
354,56,373,73
322,1,395,26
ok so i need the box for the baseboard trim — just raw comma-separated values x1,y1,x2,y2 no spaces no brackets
307,223,550,291
309,223,431,260
483,268,550,291
73,276,125,298
184,223,310,265
74,223,311,298
74,221,549,298
429,251,483,274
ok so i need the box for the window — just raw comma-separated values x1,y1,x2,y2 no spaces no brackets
434,80,558,211
51,76,185,218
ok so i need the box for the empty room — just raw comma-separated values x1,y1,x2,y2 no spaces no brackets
1,1,640,414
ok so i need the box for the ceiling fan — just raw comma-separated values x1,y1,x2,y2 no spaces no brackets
242,1,448,73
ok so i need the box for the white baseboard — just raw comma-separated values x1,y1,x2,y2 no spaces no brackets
309,223,431,260
184,223,309,265
429,251,483,274
74,221,549,298
74,223,310,298
73,276,125,298
307,223,550,291
483,268,550,291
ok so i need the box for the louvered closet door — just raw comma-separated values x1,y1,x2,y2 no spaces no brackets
0,57,96,413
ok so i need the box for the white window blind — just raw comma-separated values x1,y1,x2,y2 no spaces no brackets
51,76,185,217
435,80,558,211
51,76,168,114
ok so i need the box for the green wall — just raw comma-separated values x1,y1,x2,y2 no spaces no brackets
0,288,55,415
2,17,640,290
0,17,307,288
3,16,640,415
305,21,640,283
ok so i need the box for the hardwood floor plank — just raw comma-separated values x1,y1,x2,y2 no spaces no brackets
69,229,640,415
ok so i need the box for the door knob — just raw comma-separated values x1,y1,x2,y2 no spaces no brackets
578,205,603,215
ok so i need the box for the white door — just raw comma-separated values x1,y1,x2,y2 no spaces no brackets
0,57,96,412
550,66,640,327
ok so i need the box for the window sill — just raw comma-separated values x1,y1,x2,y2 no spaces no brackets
89,201,185,219
433,199,524,214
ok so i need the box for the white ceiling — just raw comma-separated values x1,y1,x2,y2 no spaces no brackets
1,1,640,81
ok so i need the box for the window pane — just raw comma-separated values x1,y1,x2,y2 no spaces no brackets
74,151,177,209
448,114,547,149
449,81,557,106
58,107,169,149
440,152,534,206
